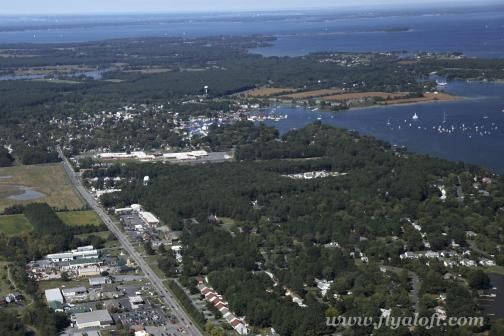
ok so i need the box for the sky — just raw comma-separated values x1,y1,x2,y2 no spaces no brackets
0,0,495,15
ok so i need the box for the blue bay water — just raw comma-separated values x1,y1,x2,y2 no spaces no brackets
262,81,504,173
1,8,504,171
0,8,503,58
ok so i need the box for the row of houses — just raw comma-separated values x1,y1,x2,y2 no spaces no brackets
196,278,249,335
399,250,496,268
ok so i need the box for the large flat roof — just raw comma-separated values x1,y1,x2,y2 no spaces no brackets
45,288,64,303
75,309,113,325
62,287,87,294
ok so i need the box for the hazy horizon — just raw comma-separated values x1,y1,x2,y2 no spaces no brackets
1,0,501,16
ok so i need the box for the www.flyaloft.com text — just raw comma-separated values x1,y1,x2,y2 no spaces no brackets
326,313,485,330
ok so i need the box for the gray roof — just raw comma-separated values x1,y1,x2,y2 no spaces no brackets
89,277,109,285
75,309,113,325
62,287,87,294
72,331,101,336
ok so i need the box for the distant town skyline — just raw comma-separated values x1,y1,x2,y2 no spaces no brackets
2,0,499,15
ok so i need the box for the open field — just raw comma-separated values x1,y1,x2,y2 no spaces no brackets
11,65,96,76
280,88,344,99
0,210,103,236
0,163,84,212
75,231,111,240
243,87,295,97
242,86,458,108
123,67,172,74
486,265,504,276
379,92,459,105
31,78,81,84
0,52,39,58
323,91,408,101
57,210,102,227
0,214,32,236
37,278,91,293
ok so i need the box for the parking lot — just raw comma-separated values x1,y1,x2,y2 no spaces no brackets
113,306,167,326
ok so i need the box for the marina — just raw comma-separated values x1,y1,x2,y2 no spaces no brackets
259,79,504,173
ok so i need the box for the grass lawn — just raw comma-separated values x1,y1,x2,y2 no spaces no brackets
219,217,236,232
75,231,111,240
0,214,33,236
0,163,84,212
37,278,90,292
76,231,120,249
144,255,167,280
31,78,81,84
57,210,102,227
486,265,504,276
0,262,14,296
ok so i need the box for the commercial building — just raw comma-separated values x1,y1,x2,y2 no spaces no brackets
74,310,114,330
115,207,134,215
62,287,88,302
78,265,103,277
45,288,64,304
96,151,155,161
46,246,99,262
89,276,112,287
139,211,160,226
129,295,145,309
162,150,208,161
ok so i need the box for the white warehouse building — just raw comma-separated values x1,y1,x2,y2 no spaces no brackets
45,288,64,304
139,211,160,226
46,246,98,262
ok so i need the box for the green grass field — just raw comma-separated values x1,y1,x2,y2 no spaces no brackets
0,214,33,236
57,210,102,227
37,278,90,292
0,163,84,212
0,210,102,236
0,262,15,296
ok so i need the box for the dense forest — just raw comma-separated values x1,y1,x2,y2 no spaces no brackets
2,33,504,335
89,123,504,335
0,147,14,166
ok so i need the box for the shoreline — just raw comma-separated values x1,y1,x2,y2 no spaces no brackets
266,93,463,113
343,95,463,112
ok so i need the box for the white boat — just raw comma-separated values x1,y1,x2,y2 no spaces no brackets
436,80,448,86
412,113,419,120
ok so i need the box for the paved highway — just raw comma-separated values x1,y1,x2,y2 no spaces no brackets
58,148,202,336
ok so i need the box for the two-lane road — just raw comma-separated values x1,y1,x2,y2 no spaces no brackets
58,149,202,336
